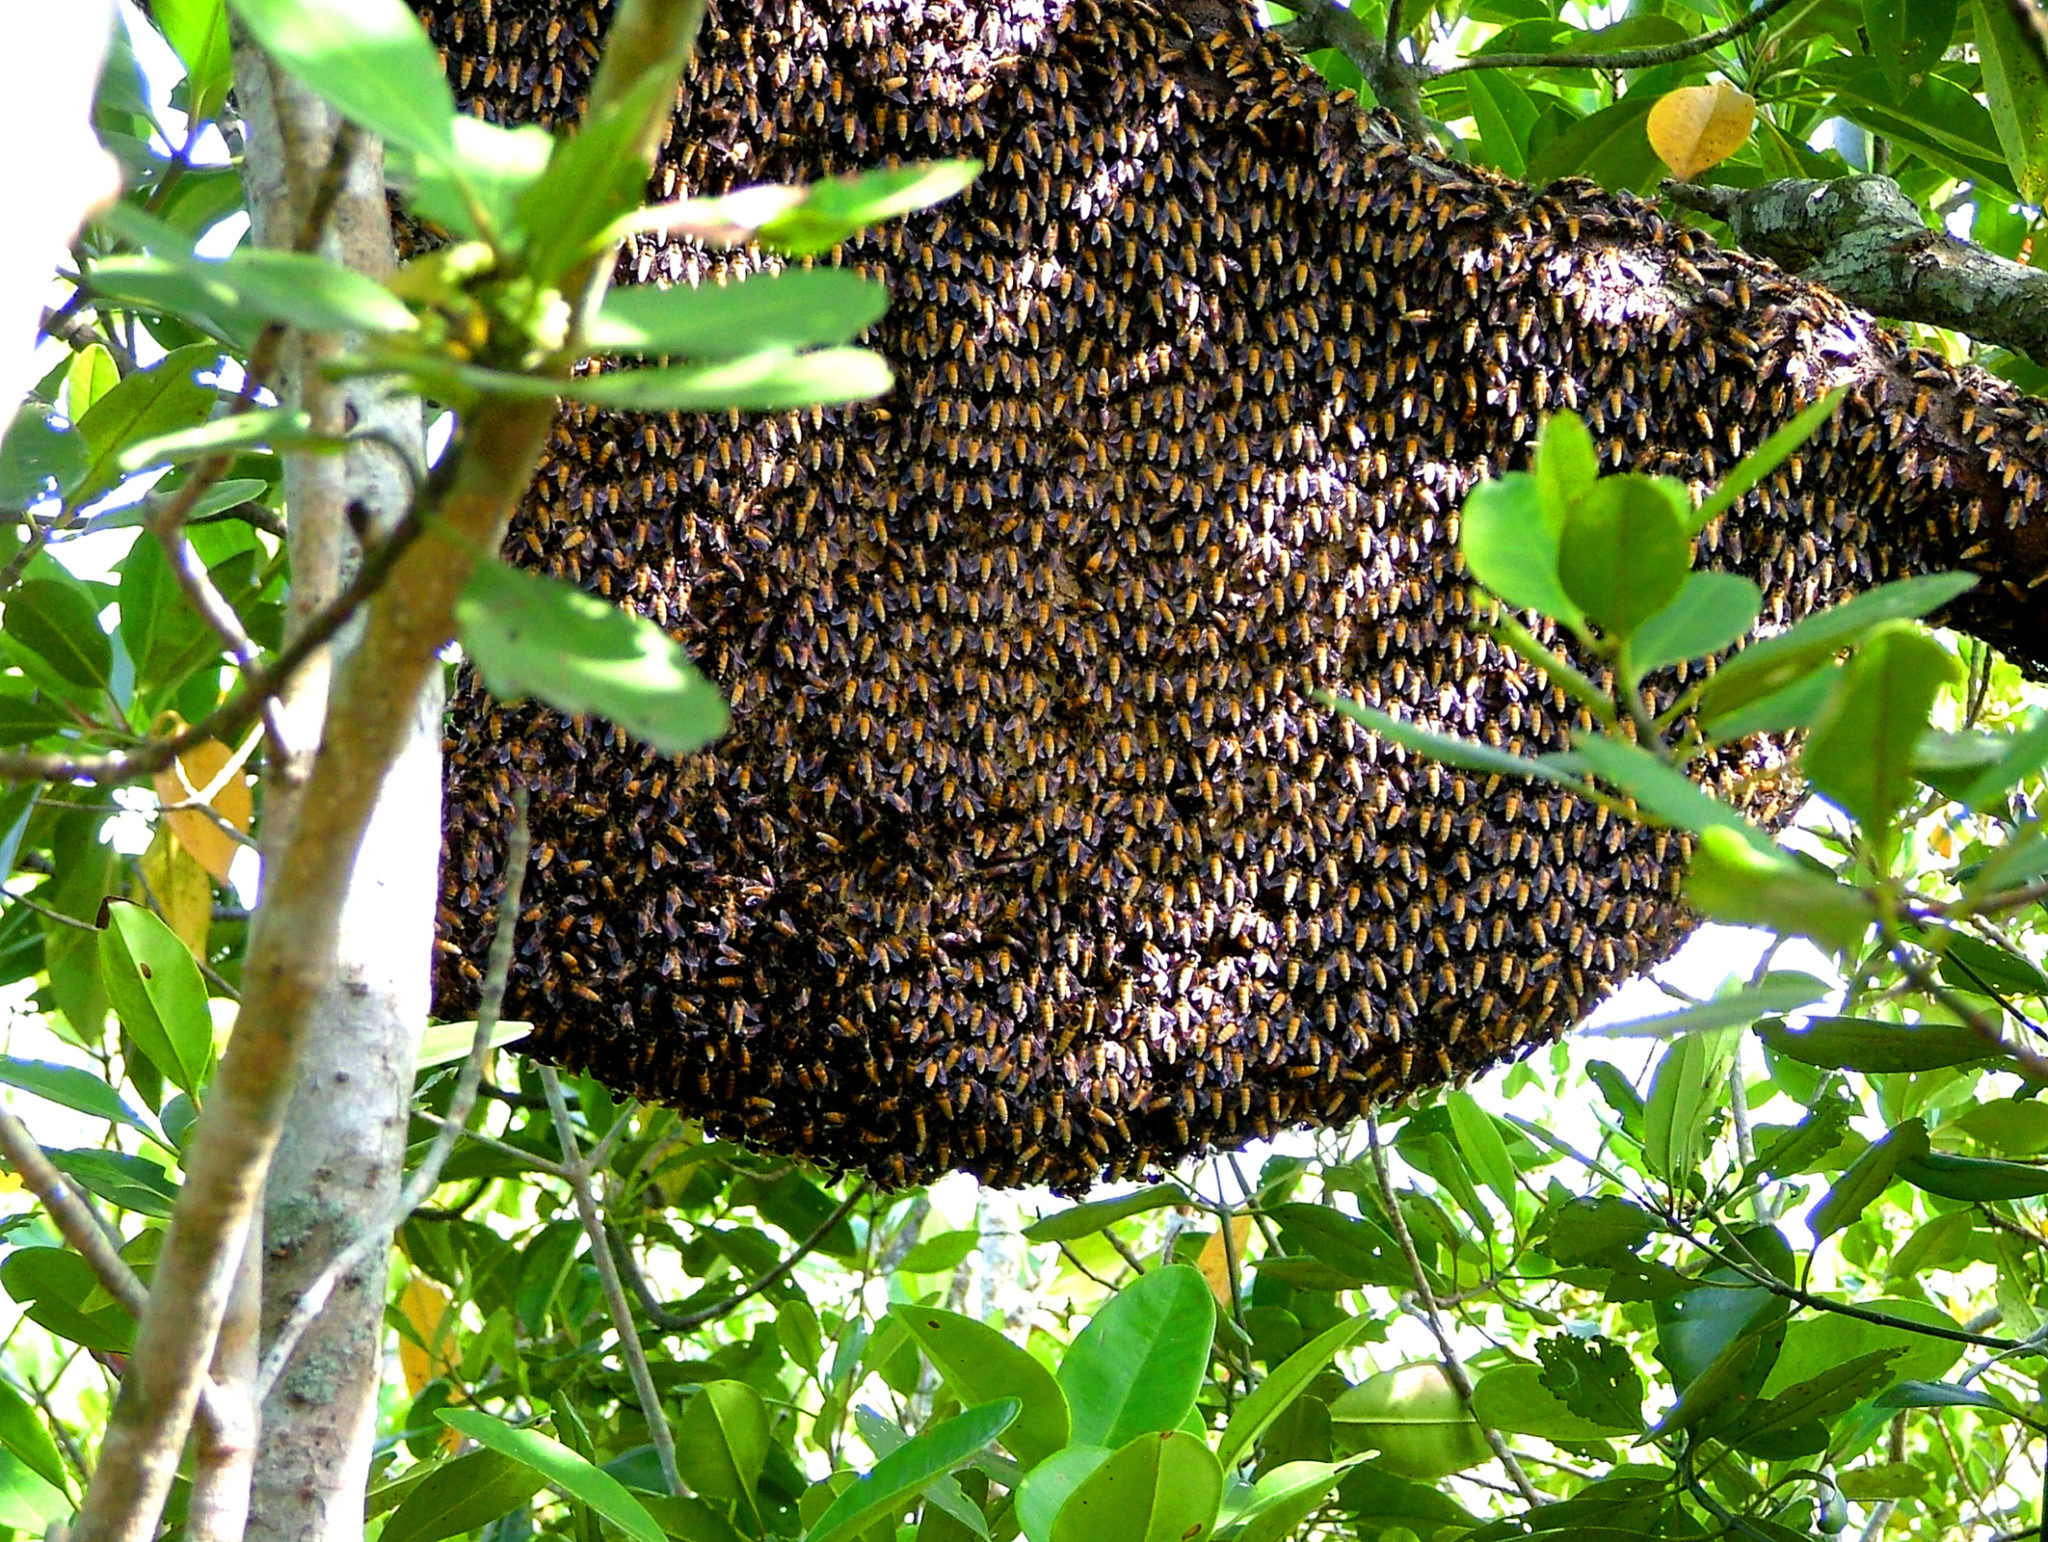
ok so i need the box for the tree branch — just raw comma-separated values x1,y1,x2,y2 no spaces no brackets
1437,0,1796,74
1668,175,2048,367
0,1109,148,1317
1276,0,1429,142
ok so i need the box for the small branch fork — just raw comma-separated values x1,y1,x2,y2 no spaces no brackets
1365,1117,1545,1507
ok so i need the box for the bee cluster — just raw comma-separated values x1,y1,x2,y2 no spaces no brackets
425,0,2048,1191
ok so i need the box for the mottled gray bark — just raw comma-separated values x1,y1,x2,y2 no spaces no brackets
1672,175,2048,366
235,44,436,1542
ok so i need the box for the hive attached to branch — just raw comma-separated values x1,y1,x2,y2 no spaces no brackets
427,0,2048,1191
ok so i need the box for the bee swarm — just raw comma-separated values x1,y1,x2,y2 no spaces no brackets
425,0,2048,1191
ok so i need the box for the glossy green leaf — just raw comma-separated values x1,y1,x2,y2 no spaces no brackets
1693,389,1847,530
1472,1364,1635,1441
589,270,891,359
44,1148,178,1217
804,1399,1018,1542
1267,1202,1411,1288
0,1380,70,1497
1320,693,1577,785
1444,1091,1518,1210
399,117,556,246
1467,71,1538,178
1021,1184,1188,1242
1557,474,1691,640
1058,1265,1214,1450
1875,1380,2027,1419
1803,622,1961,836
154,0,235,121
65,346,120,423
1694,573,1974,724
1016,1447,1112,1542
5,578,112,691
457,560,729,756
413,1018,530,1070
381,1449,546,1542
1642,1028,1735,1182
0,1448,70,1533
1591,972,1829,1038
437,1410,664,1542
0,1248,131,1353
1630,572,1761,673
1977,0,2048,203
1684,826,1875,954
1216,1313,1375,1470
117,537,222,695
99,900,213,1097
1765,1302,1962,1398
1049,1430,1223,1542
673,1381,770,1505
1328,1364,1491,1480
1898,1148,2048,1200
1809,1119,1928,1241
757,161,983,256
1567,733,1769,847
1458,471,1581,621
73,343,219,506
888,1304,1070,1469
226,0,457,164
1757,1015,1998,1073
1535,412,1598,525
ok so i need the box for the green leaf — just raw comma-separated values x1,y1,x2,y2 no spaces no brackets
888,1304,1071,1469
1591,971,1829,1039
1328,1364,1491,1480
436,1410,664,1542
225,0,457,165
1875,1380,2027,1419
1694,573,1975,724
1537,1333,1645,1433
0,1448,71,1533
0,406,89,506
1977,0,2048,203
1535,1195,1654,1264
1809,1119,1928,1241
1224,1459,1362,1542
1803,622,1961,837
1557,474,1692,640
1535,412,1599,526
66,346,121,423
381,1449,547,1542
153,0,235,121
589,270,892,359
1864,0,1956,95
1567,733,1769,847
398,117,556,247
1058,1266,1215,1450
1734,1348,1902,1451
6,578,112,691
1467,72,1537,178
1684,826,1876,954
42,1147,178,1218
1953,710,2048,811
0,1380,70,1497
1216,1314,1375,1470
1757,1015,1998,1073
1458,472,1581,622
99,900,213,1096
0,1059,151,1135
804,1399,1019,1542
1898,1148,2048,1200
0,1248,131,1353
1049,1430,1223,1542
225,249,418,335
1319,693,1578,785
414,1018,531,1069
1649,1240,1792,1435
1630,572,1761,673
1267,1202,1411,1288
673,1381,769,1505
1952,1098,2048,1156
117,537,222,695
1021,1184,1188,1242
1641,1028,1735,1183
1766,1301,1963,1394
1444,1092,1518,1211
1693,389,1848,530
1017,1448,1112,1542
456,560,729,757
758,162,984,257
73,343,221,505
1472,1363,1636,1441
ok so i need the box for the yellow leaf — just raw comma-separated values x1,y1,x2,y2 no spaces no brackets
1647,84,1756,183
1196,1216,1253,1307
151,737,254,887
397,1273,460,1398
139,824,212,960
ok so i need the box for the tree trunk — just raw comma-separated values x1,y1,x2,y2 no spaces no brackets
236,45,435,1542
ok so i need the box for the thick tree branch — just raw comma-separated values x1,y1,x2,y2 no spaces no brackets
1276,0,1427,141
1671,175,2048,367
1436,0,1796,74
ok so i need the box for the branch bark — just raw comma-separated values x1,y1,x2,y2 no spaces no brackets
1670,175,2048,368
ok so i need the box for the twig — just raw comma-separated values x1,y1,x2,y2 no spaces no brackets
615,1181,870,1333
0,1109,147,1315
540,1066,680,1497
410,1111,569,1178
1366,1117,1543,1506
39,303,138,375
253,791,533,1404
1437,0,1797,73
